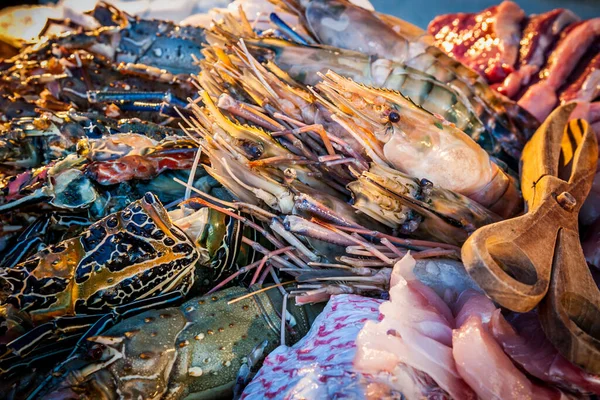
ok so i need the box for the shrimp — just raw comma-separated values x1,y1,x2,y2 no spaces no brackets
180,93,510,246
218,40,510,158
198,44,371,167
348,163,501,245
270,0,538,143
206,18,523,160
314,71,522,218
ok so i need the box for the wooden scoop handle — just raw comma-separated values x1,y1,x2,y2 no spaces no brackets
539,229,600,374
462,207,559,312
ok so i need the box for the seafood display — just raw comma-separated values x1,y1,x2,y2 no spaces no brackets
244,255,600,398
0,0,598,399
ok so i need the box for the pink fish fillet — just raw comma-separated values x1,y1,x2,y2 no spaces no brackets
491,311,600,395
495,1,528,68
453,314,570,399
498,9,578,98
518,18,600,121
451,292,581,399
452,289,497,328
428,1,525,83
560,52,600,103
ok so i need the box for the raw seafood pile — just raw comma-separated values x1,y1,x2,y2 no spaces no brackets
243,255,600,399
0,0,597,399
429,1,599,124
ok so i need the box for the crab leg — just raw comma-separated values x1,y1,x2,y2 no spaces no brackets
87,90,188,108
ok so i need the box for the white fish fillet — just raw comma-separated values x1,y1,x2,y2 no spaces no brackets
355,254,476,400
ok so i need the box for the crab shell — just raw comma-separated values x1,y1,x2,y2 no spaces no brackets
0,192,199,325
39,286,314,399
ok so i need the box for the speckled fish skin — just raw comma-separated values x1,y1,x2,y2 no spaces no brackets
241,294,387,399
39,286,313,400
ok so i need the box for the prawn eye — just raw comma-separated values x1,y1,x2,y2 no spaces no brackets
388,111,400,123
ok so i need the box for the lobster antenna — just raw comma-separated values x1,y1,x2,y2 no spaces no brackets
280,292,288,346
184,147,203,201
173,177,237,209
227,281,295,305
